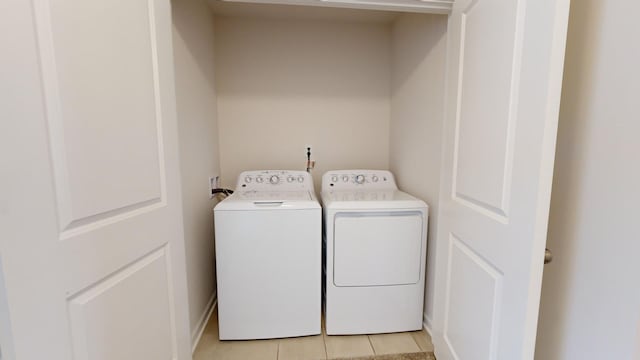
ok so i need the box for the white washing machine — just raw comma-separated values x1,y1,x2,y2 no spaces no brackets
321,170,428,335
214,170,321,340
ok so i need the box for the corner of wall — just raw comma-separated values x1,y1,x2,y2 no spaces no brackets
423,312,433,336
190,291,217,353
389,12,447,332
172,0,221,342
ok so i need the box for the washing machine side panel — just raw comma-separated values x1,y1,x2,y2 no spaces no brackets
214,208,321,339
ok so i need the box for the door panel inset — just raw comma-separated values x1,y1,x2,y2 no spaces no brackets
444,235,502,360
333,212,423,287
67,247,176,360
43,0,164,231
452,0,523,222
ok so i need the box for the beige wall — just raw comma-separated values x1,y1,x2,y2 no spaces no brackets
535,1,640,359
214,16,391,190
0,256,15,359
389,13,447,329
637,319,640,360
171,0,220,346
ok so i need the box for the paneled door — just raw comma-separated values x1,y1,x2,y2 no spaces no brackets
0,0,191,359
432,0,570,359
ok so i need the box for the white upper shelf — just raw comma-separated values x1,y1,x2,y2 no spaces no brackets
219,0,455,14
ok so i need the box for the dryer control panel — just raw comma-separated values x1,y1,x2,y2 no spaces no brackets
236,170,314,191
321,170,397,192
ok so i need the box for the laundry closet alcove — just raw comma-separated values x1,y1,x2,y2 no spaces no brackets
175,0,570,359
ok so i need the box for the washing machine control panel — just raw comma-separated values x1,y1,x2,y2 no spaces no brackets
322,170,397,192
237,170,313,191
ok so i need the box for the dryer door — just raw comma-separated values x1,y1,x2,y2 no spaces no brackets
333,211,424,287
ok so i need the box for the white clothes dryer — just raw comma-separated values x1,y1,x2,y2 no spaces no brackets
214,170,321,340
321,170,428,335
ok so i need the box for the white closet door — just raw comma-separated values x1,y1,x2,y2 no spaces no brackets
0,0,191,359
432,0,570,359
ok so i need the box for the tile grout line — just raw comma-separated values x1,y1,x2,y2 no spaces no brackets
322,336,328,359
322,333,329,360
367,334,376,355
411,332,422,352
322,315,329,360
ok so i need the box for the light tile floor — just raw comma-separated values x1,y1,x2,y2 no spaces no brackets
194,309,434,360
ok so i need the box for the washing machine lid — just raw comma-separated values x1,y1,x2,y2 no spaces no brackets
215,190,321,211
321,190,427,210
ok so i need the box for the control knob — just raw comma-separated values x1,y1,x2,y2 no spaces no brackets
342,175,349,182
331,175,338,183
269,175,280,184
355,174,365,184
297,175,304,183
372,175,378,182
256,176,263,183
287,176,295,183
244,176,253,183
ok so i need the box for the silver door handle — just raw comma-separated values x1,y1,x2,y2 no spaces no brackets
544,248,553,264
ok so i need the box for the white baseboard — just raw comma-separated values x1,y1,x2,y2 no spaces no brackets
423,313,433,336
191,292,217,354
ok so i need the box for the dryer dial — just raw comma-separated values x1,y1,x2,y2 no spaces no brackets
269,175,280,184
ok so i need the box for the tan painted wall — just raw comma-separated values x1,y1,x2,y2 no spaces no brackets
535,1,640,358
172,0,220,345
214,16,391,190
389,13,447,328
